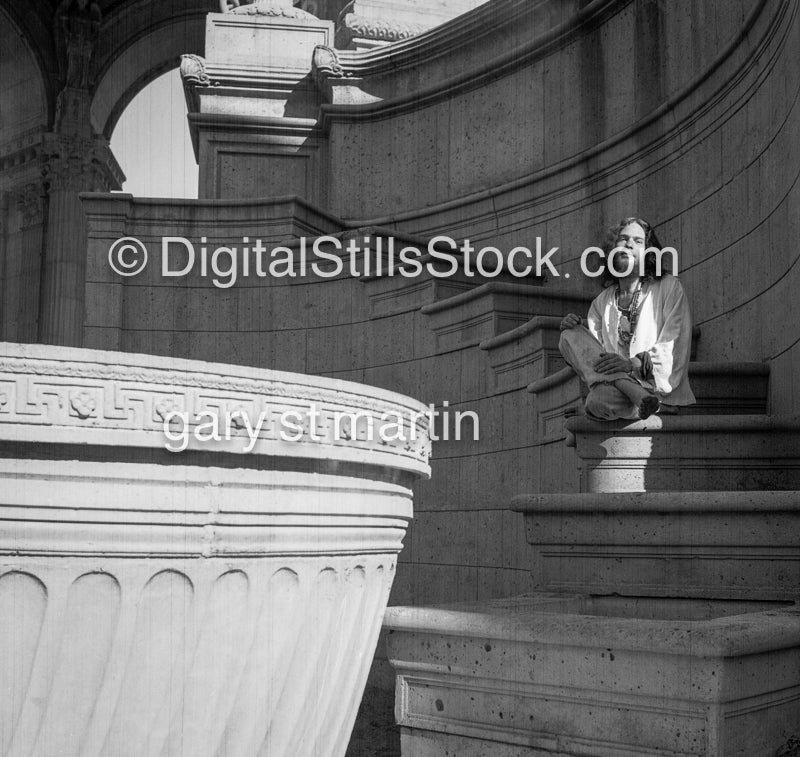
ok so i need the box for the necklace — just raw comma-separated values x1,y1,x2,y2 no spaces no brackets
615,280,643,347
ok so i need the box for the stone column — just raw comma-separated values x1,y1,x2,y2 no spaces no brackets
38,129,121,346
7,184,46,343
35,0,124,346
181,0,333,202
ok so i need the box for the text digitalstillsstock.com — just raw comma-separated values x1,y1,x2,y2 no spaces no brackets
108,235,678,288
161,402,478,453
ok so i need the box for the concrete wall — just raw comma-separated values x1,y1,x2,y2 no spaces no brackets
320,0,800,416
79,0,800,613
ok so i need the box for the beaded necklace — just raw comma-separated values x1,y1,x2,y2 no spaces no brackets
615,279,643,348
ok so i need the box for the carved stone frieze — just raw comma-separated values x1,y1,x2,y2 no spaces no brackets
220,0,317,18
0,344,432,468
340,12,427,44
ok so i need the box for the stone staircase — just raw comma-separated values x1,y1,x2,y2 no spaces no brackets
384,309,800,757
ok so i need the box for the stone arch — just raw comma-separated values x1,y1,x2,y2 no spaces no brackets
0,5,48,146
91,15,206,140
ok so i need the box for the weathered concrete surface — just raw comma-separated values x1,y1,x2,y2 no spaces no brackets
513,490,800,600
386,596,800,757
565,415,800,493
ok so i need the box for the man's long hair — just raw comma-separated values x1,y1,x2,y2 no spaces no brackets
597,217,667,288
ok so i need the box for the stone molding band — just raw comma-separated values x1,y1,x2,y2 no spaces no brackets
0,460,412,557
0,343,432,474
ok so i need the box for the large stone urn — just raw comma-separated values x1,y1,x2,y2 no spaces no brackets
0,342,430,757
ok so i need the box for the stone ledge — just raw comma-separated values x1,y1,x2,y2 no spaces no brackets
564,414,800,492
421,283,581,354
478,307,590,393
512,490,800,600
385,595,800,757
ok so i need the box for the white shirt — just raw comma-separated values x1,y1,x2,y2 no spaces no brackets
586,274,696,405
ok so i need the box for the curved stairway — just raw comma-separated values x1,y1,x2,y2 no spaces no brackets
385,313,800,757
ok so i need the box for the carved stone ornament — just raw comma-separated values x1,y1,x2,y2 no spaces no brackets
69,389,97,419
180,54,212,87
342,12,427,43
14,182,45,227
56,0,101,90
220,0,317,18
312,45,345,82
0,343,433,465
40,133,121,193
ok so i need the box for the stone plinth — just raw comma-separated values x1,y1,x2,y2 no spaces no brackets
565,414,800,493
385,596,800,757
0,341,430,757
512,491,800,600
182,9,333,201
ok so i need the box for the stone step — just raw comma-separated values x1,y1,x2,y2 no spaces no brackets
384,595,800,757
565,414,800,493
527,361,769,444
358,226,545,318
511,490,800,600
421,282,588,353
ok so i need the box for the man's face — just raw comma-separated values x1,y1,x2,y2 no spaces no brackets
612,221,647,275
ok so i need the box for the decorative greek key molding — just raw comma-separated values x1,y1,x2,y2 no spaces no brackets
0,343,432,470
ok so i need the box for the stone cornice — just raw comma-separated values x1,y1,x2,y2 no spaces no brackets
511,490,800,514
316,0,625,116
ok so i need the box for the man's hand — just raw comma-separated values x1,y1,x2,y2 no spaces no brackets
560,313,582,331
594,352,633,374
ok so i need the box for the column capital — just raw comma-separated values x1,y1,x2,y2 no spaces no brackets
41,132,124,194
14,182,47,228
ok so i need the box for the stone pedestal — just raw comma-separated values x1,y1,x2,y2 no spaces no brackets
182,3,333,202
565,414,800,493
0,341,430,757
385,596,800,757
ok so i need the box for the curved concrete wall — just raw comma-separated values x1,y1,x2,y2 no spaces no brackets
81,0,800,609
321,0,800,412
